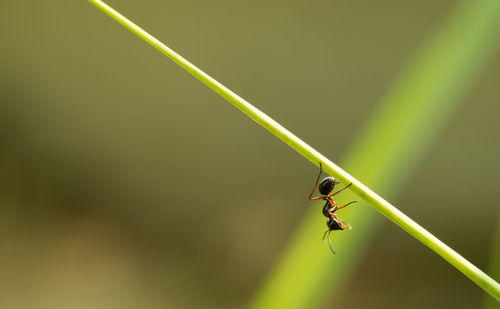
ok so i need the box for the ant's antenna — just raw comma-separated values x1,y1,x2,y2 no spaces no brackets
322,229,336,254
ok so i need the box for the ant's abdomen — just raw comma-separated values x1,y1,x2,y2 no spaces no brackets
318,177,337,195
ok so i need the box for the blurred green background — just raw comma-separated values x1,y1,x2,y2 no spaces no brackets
0,0,499,308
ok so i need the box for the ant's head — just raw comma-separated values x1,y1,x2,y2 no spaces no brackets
318,176,339,195
327,217,346,231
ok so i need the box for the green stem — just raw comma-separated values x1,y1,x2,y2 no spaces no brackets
485,219,500,308
88,0,500,301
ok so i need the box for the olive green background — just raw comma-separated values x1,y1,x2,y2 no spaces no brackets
0,0,499,308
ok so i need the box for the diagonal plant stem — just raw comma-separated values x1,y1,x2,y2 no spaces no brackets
87,0,500,301
485,219,500,308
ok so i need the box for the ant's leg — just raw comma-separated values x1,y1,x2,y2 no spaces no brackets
327,200,340,216
330,183,353,197
336,201,358,211
308,163,324,201
309,195,327,201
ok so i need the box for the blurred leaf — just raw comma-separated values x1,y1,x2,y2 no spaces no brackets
250,0,500,308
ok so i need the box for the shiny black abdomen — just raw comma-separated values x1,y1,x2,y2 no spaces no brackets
319,177,336,195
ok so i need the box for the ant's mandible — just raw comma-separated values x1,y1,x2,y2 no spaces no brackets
308,163,358,254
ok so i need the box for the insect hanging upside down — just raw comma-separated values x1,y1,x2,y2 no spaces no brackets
308,163,358,254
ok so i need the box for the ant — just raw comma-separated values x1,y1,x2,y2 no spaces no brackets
308,163,358,254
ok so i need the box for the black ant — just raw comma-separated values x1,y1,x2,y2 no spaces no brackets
308,163,358,254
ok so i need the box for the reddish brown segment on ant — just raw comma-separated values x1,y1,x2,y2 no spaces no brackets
308,163,358,254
